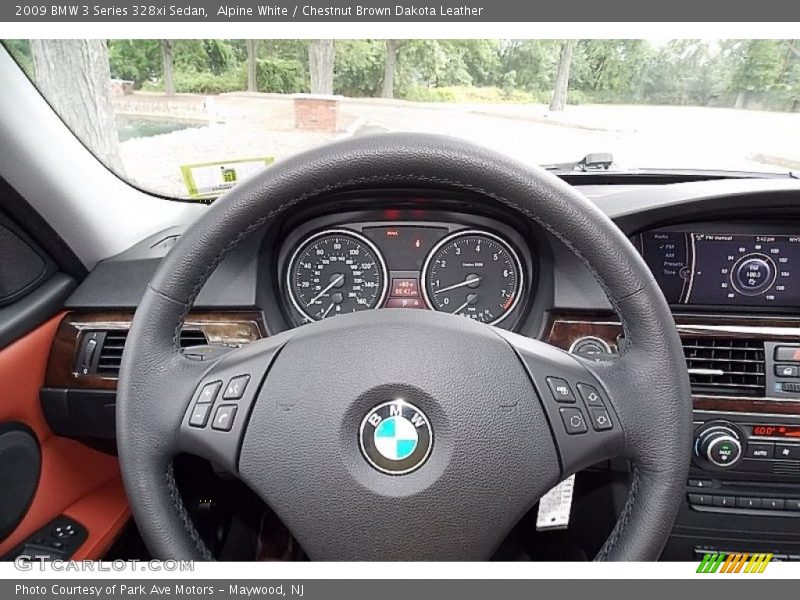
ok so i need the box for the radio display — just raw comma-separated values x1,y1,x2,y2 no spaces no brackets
639,231,800,307
752,424,800,438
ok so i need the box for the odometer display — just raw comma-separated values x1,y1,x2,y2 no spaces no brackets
422,230,523,325
288,230,388,321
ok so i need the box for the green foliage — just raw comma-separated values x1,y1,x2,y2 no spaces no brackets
32,38,800,111
172,68,243,94
640,40,719,105
570,40,654,100
108,40,162,87
727,40,786,93
260,40,311,64
499,40,560,91
173,40,237,75
254,57,307,93
334,40,385,97
402,85,543,104
396,40,475,93
2,39,33,78
402,86,457,102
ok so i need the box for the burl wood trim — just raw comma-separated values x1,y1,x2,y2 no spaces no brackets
45,311,266,390
546,312,800,415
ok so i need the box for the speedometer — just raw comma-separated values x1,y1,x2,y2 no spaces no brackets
422,230,523,325
288,229,388,322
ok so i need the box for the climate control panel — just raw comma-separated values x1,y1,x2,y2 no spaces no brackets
693,419,800,476
694,422,743,469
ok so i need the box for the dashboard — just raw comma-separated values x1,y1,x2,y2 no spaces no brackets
42,178,800,562
638,225,800,309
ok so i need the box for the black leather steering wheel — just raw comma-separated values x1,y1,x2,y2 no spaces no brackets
116,133,692,561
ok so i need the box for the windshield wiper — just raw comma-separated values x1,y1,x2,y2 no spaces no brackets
543,153,615,172
542,154,797,180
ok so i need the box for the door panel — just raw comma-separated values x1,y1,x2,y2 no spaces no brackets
0,313,128,558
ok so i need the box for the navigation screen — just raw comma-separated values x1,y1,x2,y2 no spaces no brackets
639,231,800,307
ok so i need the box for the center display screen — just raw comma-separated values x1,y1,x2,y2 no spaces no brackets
639,231,800,307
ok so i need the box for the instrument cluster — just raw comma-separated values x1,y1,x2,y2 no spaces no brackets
280,215,532,329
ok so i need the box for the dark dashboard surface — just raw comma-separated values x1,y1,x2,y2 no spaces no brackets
53,175,800,562
64,178,800,335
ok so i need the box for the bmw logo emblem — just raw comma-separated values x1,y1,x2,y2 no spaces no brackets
359,400,433,475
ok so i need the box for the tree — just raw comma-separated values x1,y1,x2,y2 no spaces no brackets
499,40,560,92
108,40,161,88
246,39,259,92
334,40,384,97
309,39,335,94
161,40,175,96
726,40,784,108
30,40,124,174
549,40,574,111
5,39,34,78
382,40,401,98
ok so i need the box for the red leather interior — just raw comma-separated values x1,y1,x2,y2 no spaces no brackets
0,313,129,558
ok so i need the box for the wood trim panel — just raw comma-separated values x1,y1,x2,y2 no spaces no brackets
46,311,266,390
546,312,800,416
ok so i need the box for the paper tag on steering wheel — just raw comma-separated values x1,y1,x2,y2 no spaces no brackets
536,474,575,531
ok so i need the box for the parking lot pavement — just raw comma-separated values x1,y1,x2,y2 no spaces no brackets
119,96,800,198
342,99,800,173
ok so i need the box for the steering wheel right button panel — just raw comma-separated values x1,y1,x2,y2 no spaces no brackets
498,330,626,477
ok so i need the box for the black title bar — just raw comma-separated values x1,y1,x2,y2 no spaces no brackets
3,0,800,22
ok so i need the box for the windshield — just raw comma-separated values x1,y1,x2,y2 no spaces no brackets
4,38,800,199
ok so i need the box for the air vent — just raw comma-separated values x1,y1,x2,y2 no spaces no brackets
89,328,208,376
682,337,765,397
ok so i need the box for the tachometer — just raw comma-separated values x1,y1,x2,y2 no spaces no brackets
288,229,388,321
422,230,523,325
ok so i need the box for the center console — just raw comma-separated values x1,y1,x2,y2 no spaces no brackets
547,313,800,562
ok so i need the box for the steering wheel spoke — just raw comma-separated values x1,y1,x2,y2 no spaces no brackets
497,330,626,477
176,336,288,473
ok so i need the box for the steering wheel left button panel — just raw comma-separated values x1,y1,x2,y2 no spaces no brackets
179,338,287,473
188,381,222,427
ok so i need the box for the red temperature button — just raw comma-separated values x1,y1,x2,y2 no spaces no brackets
385,298,425,309
390,278,420,298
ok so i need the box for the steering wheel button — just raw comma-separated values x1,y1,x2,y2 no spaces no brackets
223,375,250,400
546,377,576,403
559,407,588,434
588,407,613,431
197,381,222,404
577,383,604,407
188,403,212,428
212,405,237,432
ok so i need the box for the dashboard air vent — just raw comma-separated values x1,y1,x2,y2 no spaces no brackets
92,328,208,376
682,337,765,397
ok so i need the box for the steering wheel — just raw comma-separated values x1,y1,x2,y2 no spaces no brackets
117,134,692,561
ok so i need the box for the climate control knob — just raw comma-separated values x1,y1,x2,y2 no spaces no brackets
694,423,743,469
